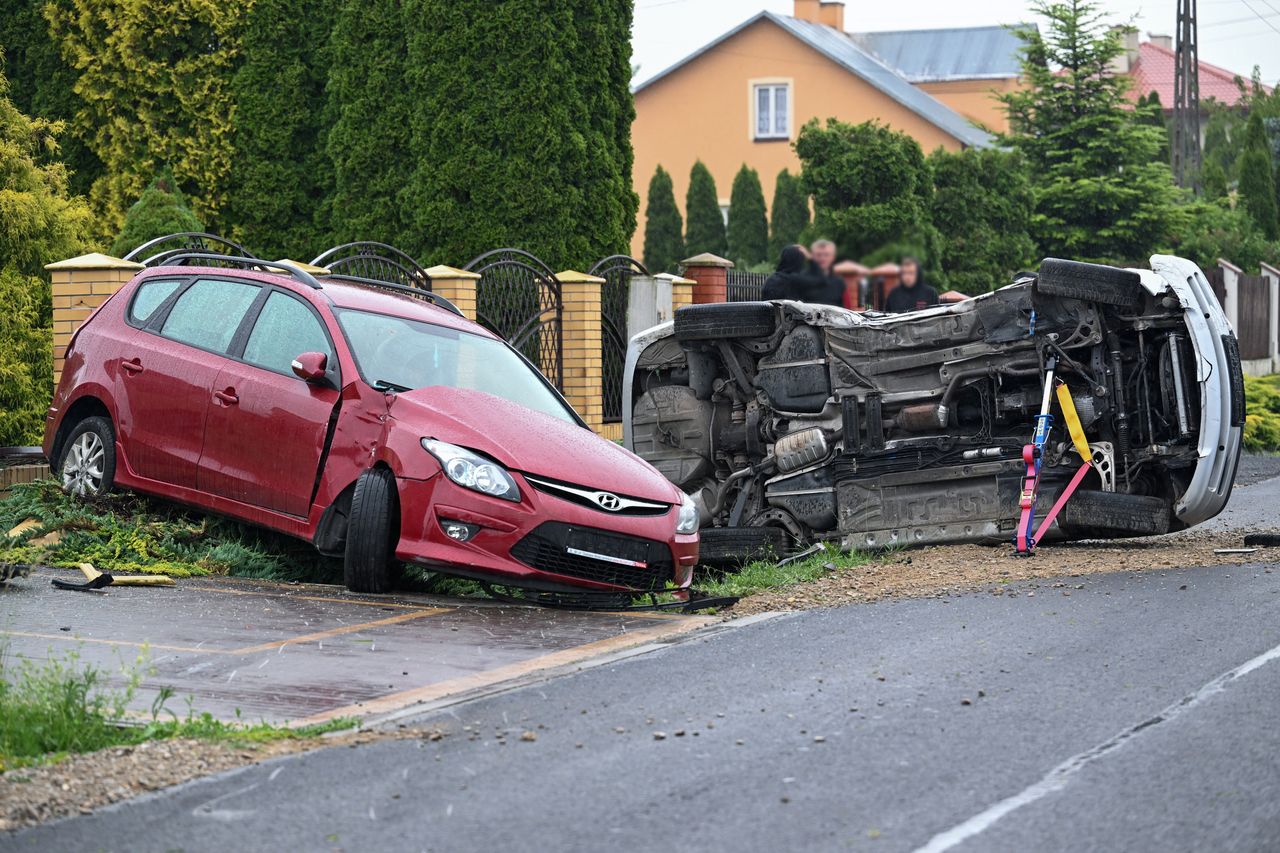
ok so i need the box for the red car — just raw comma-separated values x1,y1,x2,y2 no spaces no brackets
44,257,699,598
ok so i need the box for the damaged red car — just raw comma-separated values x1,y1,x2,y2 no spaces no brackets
44,255,699,599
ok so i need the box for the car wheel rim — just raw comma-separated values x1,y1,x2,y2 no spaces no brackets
62,432,105,496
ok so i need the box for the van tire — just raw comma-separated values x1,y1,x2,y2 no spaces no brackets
1036,258,1143,309
674,303,777,341
1059,490,1171,538
344,468,398,593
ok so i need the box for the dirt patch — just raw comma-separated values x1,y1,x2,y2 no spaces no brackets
727,530,1278,617
0,727,439,833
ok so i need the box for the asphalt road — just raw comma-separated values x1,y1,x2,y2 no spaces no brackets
11,557,1280,853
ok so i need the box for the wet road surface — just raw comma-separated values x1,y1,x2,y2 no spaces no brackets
10,557,1280,853
0,573,711,724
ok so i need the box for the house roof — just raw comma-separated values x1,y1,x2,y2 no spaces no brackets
849,24,1026,82
633,11,992,148
1129,41,1265,107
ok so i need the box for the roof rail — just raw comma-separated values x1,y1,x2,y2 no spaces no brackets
325,273,464,317
122,232,256,266
160,253,323,290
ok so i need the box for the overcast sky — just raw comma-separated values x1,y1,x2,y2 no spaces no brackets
633,0,1280,87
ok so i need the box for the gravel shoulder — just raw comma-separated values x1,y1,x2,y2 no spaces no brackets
0,728,438,832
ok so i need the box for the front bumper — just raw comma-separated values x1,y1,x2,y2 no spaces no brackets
1148,255,1244,527
393,473,698,593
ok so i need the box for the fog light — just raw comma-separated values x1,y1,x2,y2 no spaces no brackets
440,519,480,542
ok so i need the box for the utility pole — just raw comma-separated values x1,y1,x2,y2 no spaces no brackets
1173,0,1202,192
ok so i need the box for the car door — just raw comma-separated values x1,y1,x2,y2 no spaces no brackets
114,277,263,488
197,289,341,517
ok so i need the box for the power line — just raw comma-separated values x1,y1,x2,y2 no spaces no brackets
1236,0,1280,34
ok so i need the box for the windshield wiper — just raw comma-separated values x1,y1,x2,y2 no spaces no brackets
373,379,412,394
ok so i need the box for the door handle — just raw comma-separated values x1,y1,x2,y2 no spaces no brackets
214,389,239,406
121,359,143,374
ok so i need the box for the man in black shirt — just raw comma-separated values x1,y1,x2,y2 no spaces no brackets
884,256,939,313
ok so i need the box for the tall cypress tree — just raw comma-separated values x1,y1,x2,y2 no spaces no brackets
726,164,768,267
769,169,810,259
0,0,102,198
643,165,683,274
45,0,248,239
226,0,334,259
402,0,635,268
1238,111,1279,240
684,160,726,257
322,0,412,247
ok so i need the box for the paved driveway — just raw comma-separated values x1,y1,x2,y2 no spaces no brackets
1,572,710,725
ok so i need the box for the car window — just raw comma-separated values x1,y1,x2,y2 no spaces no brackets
128,278,183,326
160,279,261,354
243,291,333,375
336,308,576,423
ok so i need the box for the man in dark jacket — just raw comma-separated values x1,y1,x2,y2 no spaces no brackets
884,257,939,313
807,238,846,306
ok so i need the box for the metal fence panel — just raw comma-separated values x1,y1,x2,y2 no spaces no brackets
1238,274,1272,360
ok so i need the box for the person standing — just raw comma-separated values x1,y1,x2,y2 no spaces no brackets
807,238,846,306
763,245,824,301
884,256,939,313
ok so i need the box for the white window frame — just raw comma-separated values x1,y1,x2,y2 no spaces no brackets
750,79,792,141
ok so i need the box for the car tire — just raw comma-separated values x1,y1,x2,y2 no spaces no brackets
1036,258,1143,309
1059,490,1171,538
344,468,398,593
674,302,776,341
58,416,116,497
698,526,790,568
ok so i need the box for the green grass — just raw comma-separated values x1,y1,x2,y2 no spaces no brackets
0,647,356,772
696,542,874,599
0,480,343,581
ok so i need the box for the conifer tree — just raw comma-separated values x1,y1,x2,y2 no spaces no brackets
643,165,683,274
726,164,768,267
684,161,726,257
110,169,203,258
769,169,810,258
1238,111,1279,240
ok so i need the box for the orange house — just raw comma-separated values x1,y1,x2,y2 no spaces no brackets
630,1,1020,257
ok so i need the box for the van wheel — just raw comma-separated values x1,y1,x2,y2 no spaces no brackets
1059,490,1171,538
674,302,777,341
1035,259,1143,309
59,416,117,497
344,468,398,593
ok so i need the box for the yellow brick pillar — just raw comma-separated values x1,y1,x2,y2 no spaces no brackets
656,273,697,314
556,270,605,433
45,253,145,387
425,265,480,321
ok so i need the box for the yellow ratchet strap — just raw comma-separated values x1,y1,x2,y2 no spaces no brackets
1055,382,1092,462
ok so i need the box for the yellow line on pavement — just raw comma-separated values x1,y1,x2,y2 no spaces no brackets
1,630,223,655
290,615,716,727
229,607,449,654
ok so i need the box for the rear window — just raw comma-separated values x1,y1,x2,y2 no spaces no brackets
127,278,183,327
160,279,261,354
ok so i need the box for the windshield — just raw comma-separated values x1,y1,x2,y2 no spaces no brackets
335,309,576,424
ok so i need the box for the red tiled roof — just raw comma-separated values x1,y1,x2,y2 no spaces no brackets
1128,41,1268,107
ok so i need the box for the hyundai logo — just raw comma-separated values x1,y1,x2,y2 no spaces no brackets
593,491,623,511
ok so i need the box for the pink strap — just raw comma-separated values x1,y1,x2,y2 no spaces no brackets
1033,462,1093,545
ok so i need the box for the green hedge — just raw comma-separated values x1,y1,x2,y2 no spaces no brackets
1244,374,1280,452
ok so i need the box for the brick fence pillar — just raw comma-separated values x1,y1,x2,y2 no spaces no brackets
656,273,697,315
45,252,145,387
555,270,605,433
679,253,733,304
425,265,481,321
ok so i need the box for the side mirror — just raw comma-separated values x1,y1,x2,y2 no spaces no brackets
291,352,328,383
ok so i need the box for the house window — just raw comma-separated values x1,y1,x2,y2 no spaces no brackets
754,83,790,140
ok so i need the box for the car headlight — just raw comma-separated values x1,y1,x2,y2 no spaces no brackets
676,492,699,534
421,439,521,502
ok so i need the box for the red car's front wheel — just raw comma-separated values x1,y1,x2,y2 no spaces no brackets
344,468,398,593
